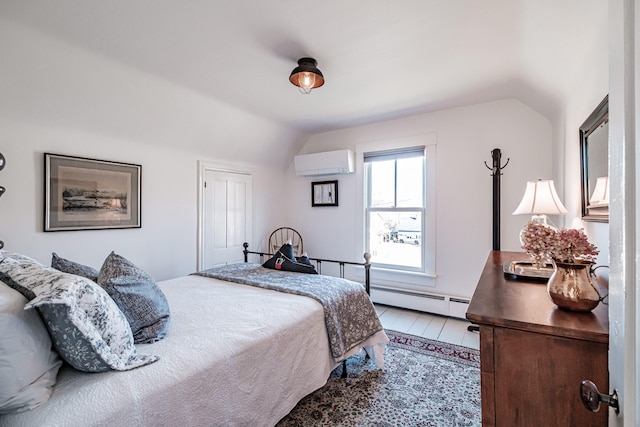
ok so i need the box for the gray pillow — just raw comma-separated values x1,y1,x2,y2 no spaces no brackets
98,252,170,344
51,252,99,282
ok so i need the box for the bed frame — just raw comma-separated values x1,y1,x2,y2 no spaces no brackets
243,242,373,378
242,242,372,295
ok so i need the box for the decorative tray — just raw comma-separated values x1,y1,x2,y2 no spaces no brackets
503,261,553,282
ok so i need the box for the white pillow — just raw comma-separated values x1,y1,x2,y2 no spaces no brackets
0,281,62,414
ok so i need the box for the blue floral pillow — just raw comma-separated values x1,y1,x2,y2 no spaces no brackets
0,251,159,372
26,279,158,372
0,251,42,300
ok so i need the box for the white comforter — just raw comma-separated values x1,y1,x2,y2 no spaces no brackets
0,275,387,427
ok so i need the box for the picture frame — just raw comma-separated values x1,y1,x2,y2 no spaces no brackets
311,180,338,207
44,153,141,231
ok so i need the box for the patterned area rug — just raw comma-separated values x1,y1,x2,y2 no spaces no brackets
277,330,481,427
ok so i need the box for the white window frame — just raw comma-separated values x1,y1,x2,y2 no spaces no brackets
355,134,437,289
364,147,426,273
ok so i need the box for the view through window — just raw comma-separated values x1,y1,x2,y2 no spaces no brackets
365,147,425,271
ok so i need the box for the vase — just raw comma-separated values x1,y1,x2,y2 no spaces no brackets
547,261,601,312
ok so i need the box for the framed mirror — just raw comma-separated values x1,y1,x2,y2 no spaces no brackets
580,95,609,222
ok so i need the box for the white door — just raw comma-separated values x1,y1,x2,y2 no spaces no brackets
608,1,638,425
197,162,253,270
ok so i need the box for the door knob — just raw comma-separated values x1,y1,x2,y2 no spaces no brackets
580,380,619,414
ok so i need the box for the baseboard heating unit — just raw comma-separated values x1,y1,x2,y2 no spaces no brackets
370,286,470,319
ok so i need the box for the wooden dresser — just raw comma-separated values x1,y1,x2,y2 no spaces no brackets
466,251,608,426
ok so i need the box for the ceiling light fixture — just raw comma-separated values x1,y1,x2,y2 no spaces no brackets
289,57,324,94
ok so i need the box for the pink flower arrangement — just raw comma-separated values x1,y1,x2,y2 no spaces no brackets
520,221,599,265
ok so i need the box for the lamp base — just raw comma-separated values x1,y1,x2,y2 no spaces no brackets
530,214,557,229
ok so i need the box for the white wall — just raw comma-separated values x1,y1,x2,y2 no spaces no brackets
556,18,609,271
0,119,295,281
284,99,552,302
0,19,304,281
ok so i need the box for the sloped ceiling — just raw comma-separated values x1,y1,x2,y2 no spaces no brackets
1,0,607,135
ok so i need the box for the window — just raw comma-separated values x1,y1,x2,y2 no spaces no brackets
365,146,426,272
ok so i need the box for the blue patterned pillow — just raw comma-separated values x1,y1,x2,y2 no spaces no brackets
0,251,158,372
26,279,159,372
0,251,42,300
98,252,171,344
51,253,100,282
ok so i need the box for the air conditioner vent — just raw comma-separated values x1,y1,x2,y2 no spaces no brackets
294,150,355,176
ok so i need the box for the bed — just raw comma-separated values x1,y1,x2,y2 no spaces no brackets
0,245,387,427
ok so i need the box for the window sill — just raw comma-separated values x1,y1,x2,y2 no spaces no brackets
370,266,437,288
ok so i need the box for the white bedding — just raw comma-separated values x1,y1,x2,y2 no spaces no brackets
0,274,387,427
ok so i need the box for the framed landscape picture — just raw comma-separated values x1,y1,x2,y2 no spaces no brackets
311,180,338,207
45,153,141,231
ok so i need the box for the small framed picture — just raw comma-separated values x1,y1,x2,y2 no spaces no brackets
312,180,338,207
45,153,141,231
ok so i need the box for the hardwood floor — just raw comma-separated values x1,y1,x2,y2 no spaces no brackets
375,304,480,350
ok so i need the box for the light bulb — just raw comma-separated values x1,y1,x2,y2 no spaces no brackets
298,72,315,94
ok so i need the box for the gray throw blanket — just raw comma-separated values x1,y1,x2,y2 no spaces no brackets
194,263,383,363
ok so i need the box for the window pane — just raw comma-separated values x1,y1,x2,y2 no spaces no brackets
396,157,423,207
369,161,395,207
368,211,422,268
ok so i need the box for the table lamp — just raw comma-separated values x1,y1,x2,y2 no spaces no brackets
513,179,568,230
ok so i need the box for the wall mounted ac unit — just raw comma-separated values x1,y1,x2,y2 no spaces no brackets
294,149,355,176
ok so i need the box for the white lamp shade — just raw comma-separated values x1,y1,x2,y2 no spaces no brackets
589,176,609,206
513,180,568,215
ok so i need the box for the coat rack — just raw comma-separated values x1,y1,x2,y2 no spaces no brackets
484,148,509,250
0,152,5,249
468,149,510,335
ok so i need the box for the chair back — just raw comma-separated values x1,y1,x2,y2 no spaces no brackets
268,227,304,257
